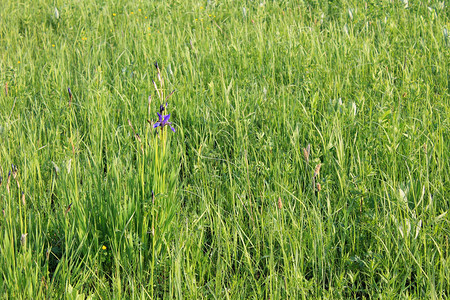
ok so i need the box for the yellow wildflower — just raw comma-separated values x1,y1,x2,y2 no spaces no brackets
102,245,107,250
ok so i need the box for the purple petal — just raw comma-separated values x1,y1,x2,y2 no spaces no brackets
163,114,171,124
170,126,176,132
153,122,161,128
157,112,163,122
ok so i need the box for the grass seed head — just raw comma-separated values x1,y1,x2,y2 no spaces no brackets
303,144,311,163
277,197,283,209
152,79,162,100
314,163,321,178
20,233,28,245
22,191,26,206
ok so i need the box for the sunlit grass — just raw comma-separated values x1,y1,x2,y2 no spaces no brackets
0,0,449,298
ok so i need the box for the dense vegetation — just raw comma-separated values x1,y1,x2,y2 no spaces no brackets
0,0,449,298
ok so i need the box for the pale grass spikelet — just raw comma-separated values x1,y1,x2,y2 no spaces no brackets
277,197,283,209
67,159,72,174
303,144,311,163
152,79,162,100
21,191,26,206
157,69,162,85
314,163,321,178
152,79,158,93
52,161,60,174
20,233,28,246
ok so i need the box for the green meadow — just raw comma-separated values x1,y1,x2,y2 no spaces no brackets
0,0,449,298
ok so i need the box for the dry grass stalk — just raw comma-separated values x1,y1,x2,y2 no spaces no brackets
128,119,141,143
65,203,73,216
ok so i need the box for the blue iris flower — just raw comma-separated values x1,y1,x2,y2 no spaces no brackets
153,113,175,132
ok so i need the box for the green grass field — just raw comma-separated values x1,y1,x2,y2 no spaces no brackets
1,0,449,298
